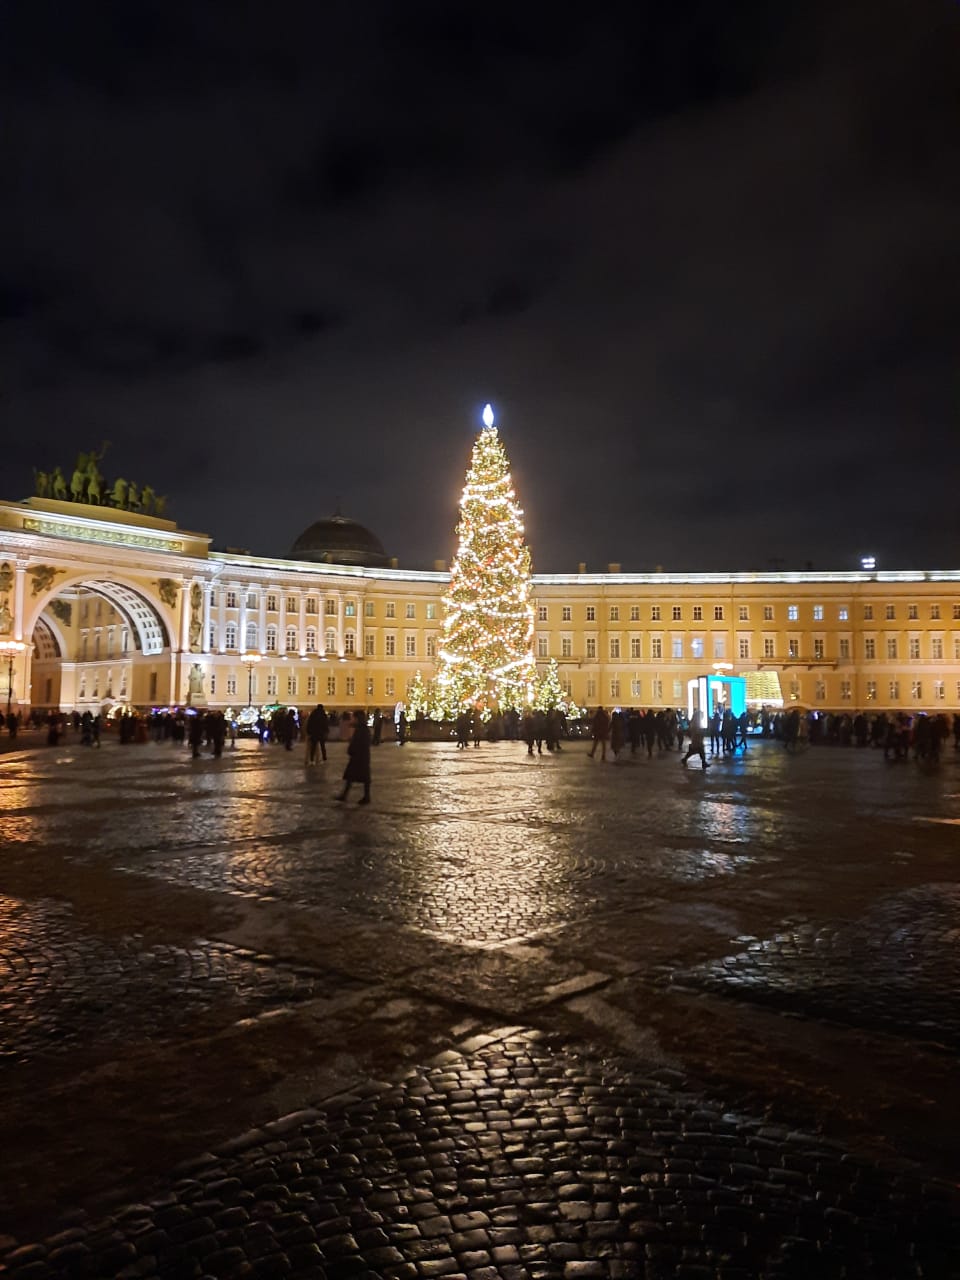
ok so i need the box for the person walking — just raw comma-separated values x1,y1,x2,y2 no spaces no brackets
336,710,371,804
588,705,610,761
680,711,709,769
306,703,329,764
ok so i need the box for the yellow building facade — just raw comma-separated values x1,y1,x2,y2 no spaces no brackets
2,494,960,716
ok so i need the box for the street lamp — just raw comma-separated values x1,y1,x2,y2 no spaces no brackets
0,639,27,718
240,652,261,707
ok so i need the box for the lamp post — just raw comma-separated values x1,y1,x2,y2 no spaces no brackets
0,640,27,718
240,652,261,707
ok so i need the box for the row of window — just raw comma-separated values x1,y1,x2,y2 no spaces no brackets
537,634,959,661
211,673,404,700
536,603,960,624
218,592,437,620
216,624,438,659
576,677,955,704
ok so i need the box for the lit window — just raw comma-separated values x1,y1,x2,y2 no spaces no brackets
385,677,395,697
651,637,662,659
671,637,682,659
405,604,415,619
887,639,897,659
327,676,336,696
911,680,922,701
713,636,726,659
346,676,355,696
610,678,620,699
787,605,798,621
931,637,943,660
364,601,374,618
245,622,258,651
226,676,237,697
866,681,877,701
631,679,642,697
889,679,899,699
345,602,356,618
838,607,848,621
840,680,851,700
691,638,704,659
246,593,257,609
385,635,396,657
934,680,944,700
610,638,620,659
813,605,823,620
788,639,799,658
426,603,436,620
405,635,416,657
813,639,824,659
307,675,317,696
909,638,920,660
385,602,396,618
366,678,374,696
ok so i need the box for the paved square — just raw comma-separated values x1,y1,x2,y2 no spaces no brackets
1,732,959,1275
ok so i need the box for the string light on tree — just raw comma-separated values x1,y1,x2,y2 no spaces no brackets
436,403,536,713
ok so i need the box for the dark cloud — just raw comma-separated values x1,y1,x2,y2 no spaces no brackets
0,0,957,571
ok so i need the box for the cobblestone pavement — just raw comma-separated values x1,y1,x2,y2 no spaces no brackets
1,736,960,1275
667,883,960,1052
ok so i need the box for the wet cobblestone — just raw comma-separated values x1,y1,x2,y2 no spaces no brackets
2,1029,958,1279
0,895,356,1065
668,883,960,1051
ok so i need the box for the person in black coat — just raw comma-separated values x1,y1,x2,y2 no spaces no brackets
336,710,371,804
306,703,329,763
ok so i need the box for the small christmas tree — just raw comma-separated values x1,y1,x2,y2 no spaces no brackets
534,659,582,718
437,405,536,713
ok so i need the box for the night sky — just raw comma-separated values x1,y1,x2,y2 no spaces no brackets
2,1,958,573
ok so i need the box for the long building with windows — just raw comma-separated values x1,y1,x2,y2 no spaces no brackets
2,494,959,716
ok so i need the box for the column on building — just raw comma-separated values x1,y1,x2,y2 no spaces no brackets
277,590,286,657
294,590,305,655
258,589,267,654
202,582,213,653
319,593,328,657
355,593,364,662
179,582,190,651
13,563,26,641
238,588,248,655
217,587,227,652
336,591,344,657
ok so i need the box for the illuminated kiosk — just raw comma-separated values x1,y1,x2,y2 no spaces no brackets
687,671,747,723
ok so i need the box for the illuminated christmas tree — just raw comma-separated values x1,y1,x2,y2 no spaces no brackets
437,405,536,713
534,659,583,718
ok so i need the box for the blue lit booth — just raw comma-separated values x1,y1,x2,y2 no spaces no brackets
687,672,747,723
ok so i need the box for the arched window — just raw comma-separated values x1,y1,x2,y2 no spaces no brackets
225,623,238,650
265,626,277,652
286,626,297,652
325,627,336,654
305,628,317,653
344,630,356,655
245,622,258,651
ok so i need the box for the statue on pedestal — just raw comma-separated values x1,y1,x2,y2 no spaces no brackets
187,663,206,706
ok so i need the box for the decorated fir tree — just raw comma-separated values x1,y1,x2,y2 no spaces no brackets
436,405,536,713
534,658,582,718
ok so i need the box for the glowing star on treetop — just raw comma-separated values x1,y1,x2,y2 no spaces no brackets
482,403,494,428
